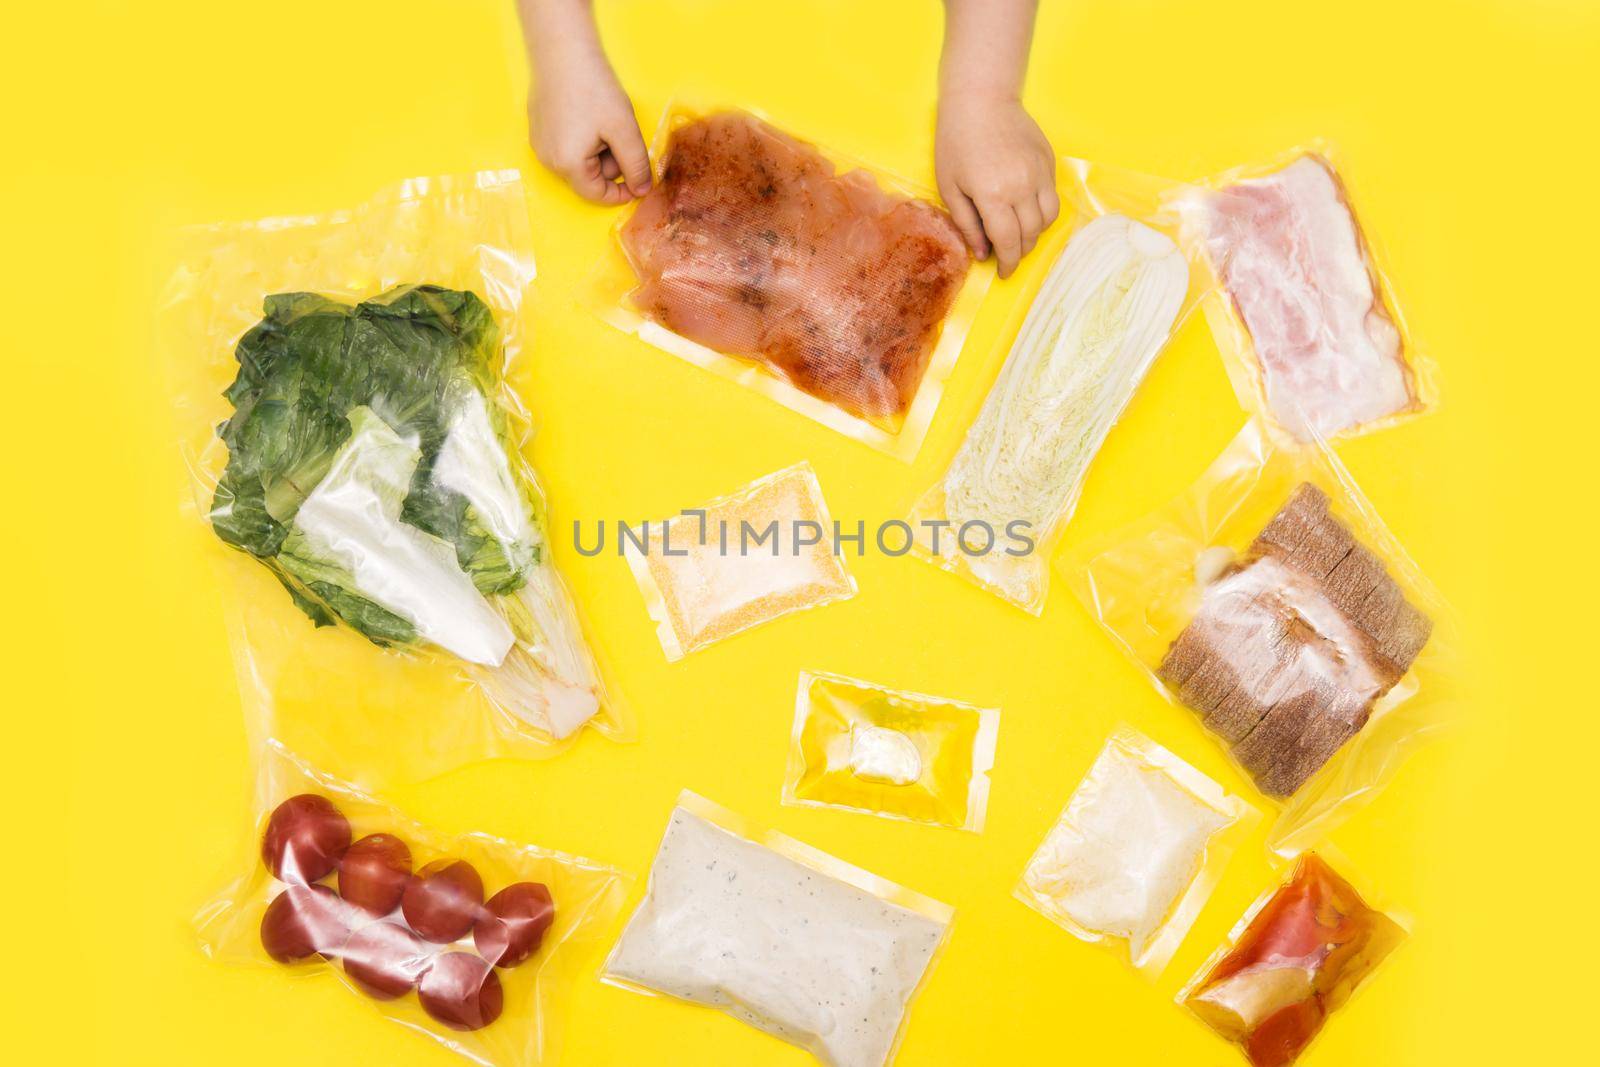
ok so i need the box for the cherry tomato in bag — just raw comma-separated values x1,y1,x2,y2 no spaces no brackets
402,859,484,943
262,794,351,883
339,834,413,916
341,920,434,1000
474,882,555,967
419,952,504,1031
260,884,353,963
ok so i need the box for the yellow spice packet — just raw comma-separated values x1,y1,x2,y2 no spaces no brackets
624,463,856,661
782,671,1000,832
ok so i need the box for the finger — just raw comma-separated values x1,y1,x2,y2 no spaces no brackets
978,199,1023,278
571,153,630,205
1015,196,1044,259
1038,185,1061,230
589,167,632,205
599,150,622,183
941,183,990,259
604,118,653,196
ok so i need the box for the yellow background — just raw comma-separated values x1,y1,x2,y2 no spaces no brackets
6,0,1596,1062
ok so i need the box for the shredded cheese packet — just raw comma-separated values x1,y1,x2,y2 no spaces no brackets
1016,728,1254,974
782,671,1000,832
624,463,856,661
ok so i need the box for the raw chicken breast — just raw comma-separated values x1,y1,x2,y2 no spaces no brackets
1185,155,1415,440
621,112,971,420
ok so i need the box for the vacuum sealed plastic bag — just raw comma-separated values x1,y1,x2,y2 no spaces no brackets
1174,148,1437,442
1016,728,1254,974
591,104,990,460
910,158,1205,613
623,462,855,660
1065,420,1454,853
163,172,625,783
1180,853,1406,1067
782,670,999,832
195,741,628,1067
603,792,952,1067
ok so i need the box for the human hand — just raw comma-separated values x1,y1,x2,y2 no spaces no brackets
528,41,650,204
935,94,1058,278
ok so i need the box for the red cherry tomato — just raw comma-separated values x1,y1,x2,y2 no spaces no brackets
474,882,555,968
260,884,354,963
261,794,351,884
341,920,434,1000
339,834,413,915
402,859,484,943
419,952,504,1031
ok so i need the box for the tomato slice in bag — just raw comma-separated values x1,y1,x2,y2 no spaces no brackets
1183,854,1404,1066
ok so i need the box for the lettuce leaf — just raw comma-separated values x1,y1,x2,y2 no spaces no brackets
211,285,537,654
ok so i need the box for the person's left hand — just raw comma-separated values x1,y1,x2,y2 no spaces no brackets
935,94,1059,278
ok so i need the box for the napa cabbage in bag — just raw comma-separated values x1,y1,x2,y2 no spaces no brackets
909,158,1208,613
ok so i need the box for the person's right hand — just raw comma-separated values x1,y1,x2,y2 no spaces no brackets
529,53,651,205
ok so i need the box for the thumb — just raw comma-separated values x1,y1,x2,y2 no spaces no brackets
941,182,990,260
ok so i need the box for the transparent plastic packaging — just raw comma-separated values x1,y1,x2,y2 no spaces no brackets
195,741,628,1067
622,462,855,660
782,670,1000,832
910,158,1207,613
1064,420,1455,853
1179,852,1406,1067
602,792,953,1067
590,103,991,460
1015,727,1254,974
1173,146,1438,442
162,172,627,784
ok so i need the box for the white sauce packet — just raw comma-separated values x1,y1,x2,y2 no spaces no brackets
604,793,953,1067
1015,728,1255,975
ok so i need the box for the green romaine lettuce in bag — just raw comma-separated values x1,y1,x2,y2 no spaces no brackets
210,283,604,738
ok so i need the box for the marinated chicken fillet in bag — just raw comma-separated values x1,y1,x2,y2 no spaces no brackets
591,105,987,459
1180,154,1424,440
619,110,971,424
1159,484,1431,798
